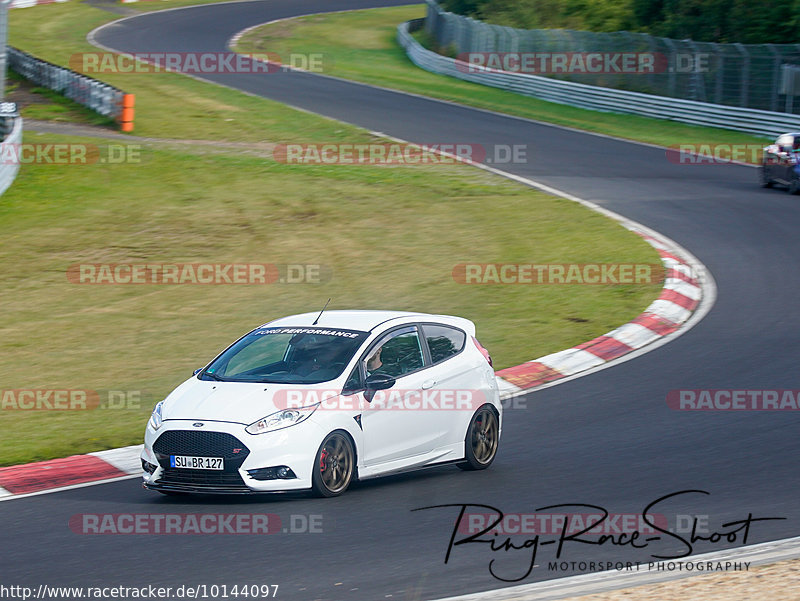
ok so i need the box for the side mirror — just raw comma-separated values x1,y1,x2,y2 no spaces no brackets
364,373,396,403
193,368,202,376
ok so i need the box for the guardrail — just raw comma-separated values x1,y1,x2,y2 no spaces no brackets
398,19,800,138
0,113,23,196
7,46,134,131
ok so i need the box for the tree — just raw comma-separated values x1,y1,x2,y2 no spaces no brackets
438,0,800,43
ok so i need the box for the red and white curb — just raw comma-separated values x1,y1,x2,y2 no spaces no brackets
495,224,709,399
0,445,142,500
9,0,69,8
9,0,150,7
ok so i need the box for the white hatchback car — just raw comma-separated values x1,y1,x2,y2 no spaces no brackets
142,310,501,497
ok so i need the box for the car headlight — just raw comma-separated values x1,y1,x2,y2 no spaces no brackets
245,404,319,435
149,401,165,431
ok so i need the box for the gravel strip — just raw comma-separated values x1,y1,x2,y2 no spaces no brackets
559,558,800,601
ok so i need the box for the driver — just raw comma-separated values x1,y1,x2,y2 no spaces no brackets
366,346,384,376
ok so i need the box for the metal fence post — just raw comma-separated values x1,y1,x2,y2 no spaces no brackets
765,43,780,112
734,43,750,108
0,0,9,100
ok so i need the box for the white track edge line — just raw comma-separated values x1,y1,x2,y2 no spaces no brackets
0,474,141,503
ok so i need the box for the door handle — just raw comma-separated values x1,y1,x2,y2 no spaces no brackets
422,380,436,390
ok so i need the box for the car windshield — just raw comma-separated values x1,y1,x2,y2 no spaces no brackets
199,326,369,384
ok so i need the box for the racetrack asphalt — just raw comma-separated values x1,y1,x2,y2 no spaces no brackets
2,1,799,600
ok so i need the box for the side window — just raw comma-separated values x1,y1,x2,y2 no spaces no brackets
423,325,466,364
367,328,424,378
343,365,363,393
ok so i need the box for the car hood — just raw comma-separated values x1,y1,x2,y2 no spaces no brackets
161,377,343,425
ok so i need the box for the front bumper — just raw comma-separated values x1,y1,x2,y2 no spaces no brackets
142,419,326,494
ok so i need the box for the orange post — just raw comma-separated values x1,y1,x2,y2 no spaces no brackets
120,94,135,133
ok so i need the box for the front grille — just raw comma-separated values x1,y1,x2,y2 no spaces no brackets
153,430,251,492
156,468,249,492
153,430,250,461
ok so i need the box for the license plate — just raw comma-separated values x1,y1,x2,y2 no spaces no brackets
170,455,224,470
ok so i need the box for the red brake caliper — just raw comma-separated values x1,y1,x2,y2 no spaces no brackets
319,449,328,472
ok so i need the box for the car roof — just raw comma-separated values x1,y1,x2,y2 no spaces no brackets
260,310,476,334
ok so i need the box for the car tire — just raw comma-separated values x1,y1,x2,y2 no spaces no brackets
457,405,499,471
311,431,355,497
790,173,800,195
759,166,773,188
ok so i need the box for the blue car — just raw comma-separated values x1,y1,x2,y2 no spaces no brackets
761,133,800,194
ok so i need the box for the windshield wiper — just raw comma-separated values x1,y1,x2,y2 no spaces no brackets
201,370,224,381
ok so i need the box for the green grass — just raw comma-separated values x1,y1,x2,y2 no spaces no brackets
7,3,396,143
1,1,663,466
235,5,771,155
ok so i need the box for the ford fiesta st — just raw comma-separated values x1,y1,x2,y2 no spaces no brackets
141,310,502,497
